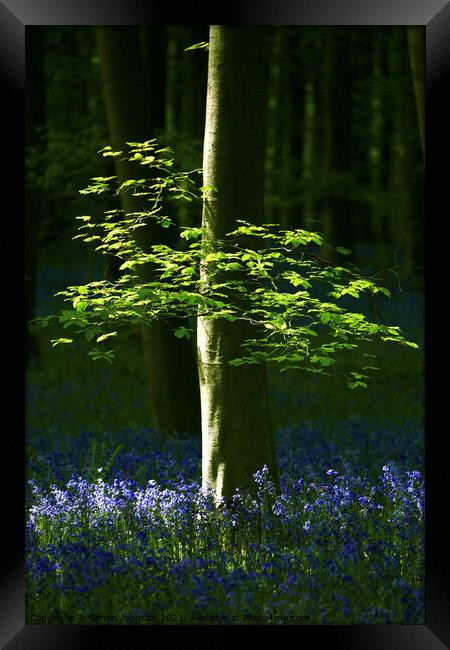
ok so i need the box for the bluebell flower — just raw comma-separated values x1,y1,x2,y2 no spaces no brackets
26,423,424,624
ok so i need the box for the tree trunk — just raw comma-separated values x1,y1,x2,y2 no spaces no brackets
319,30,335,256
406,27,425,163
389,28,415,274
178,26,208,228
96,27,200,436
264,29,282,225
139,26,166,135
26,28,46,364
300,33,316,231
369,28,385,244
180,26,208,148
165,27,178,141
279,49,293,230
198,26,279,502
318,29,354,255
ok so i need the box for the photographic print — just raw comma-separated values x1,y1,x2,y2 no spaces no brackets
1,1,449,647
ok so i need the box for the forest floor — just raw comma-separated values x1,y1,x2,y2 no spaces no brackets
26,250,424,625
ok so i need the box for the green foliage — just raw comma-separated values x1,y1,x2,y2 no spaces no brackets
51,338,73,347
34,140,418,390
88,348,116,364
184,41,209,52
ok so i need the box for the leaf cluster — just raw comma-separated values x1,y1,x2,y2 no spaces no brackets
34,140,418,387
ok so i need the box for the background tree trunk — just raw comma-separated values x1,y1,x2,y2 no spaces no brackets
265,29,283,225
406,27,425,163
300,42,316,231
389,28,414,273
317,30,354,255
26,28,47,364
279,32,293,230
198,26,279,501
96,27,200,436
178,26,209,228
319,30,334,255
369,28,385,244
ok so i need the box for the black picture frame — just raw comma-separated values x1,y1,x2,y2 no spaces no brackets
2,1,448,647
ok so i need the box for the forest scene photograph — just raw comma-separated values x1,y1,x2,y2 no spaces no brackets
26,24,425,625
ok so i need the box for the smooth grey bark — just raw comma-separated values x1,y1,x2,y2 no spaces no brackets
198,26,279,502
96,27,200,436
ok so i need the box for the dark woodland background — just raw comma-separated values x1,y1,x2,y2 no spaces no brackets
26,25,424,436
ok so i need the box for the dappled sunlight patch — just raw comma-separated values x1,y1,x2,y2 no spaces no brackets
26,427,424,625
